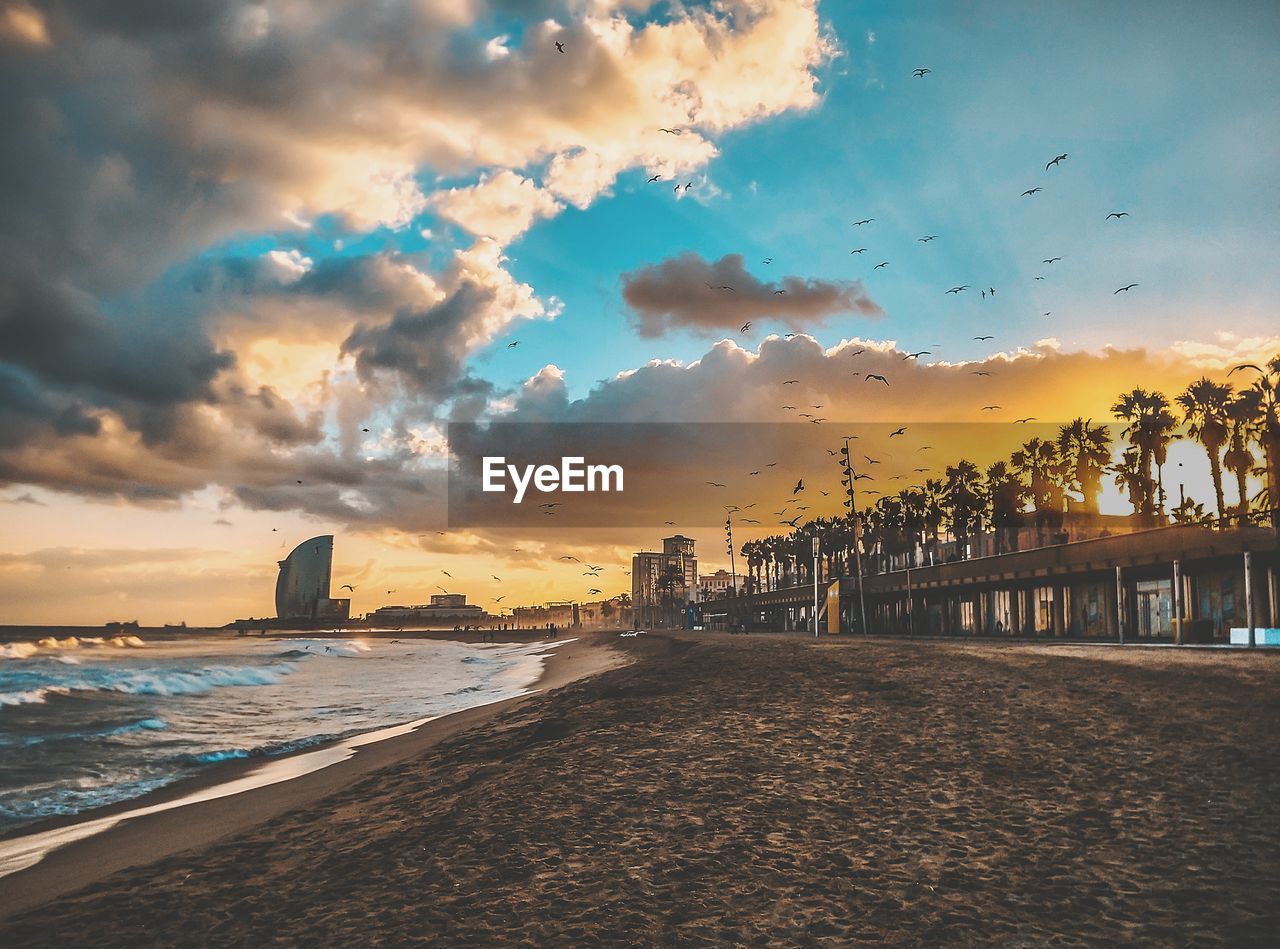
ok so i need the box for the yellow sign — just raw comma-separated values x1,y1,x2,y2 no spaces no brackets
825,580,842,634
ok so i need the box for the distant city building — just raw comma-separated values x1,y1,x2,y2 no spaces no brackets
698,568,745,602
275,535,350,622
513,601,578,629
632,535,698,627
367,593,487,627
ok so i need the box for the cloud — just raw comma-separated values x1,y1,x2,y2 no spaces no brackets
431,171,563,244
622,253,882,337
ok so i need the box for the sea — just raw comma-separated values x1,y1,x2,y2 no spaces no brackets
0,633,553,835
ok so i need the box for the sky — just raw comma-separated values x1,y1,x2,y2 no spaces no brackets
1,0,1277,625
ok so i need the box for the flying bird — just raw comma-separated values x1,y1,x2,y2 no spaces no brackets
865,373,889,385
971,370,993,376
588,589,602,595
740,321,752,333
1043,257,1062,264
783,379,799,385
982,405,1002,411
850,248,867,254
1106,211,1129,219
889,427,907,437
918,235,937,242
1046,153,1068,169
555,41,565,53
773,289,786,294
912,67,931,77
850,348,866,356
903,350,930,360
507,341,520,349
974,335,994,341
647,174,661,183
864,456,880,465
706,481,726,487
874,261,889,269
853,218,874,226
946,286,969,294
340,584,356,592
1021,188,1042,196
792,479,805,494
1229,364,1265,376
559,556,579,561
441,570,452,578
763,257,773,264
1114,284,1139,294
659,127,680,134
1015,417,1037,423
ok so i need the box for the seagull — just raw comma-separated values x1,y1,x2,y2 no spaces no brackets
1043,257,1062,264
740,321,752,333
647,174,661,183
865,373,889,385
792,479,805,494
1106,211,1129,219
706,481,726,487
946,286,969,294
889,427,907,437
1021,188,1042,196
982,405,1002,411
912,67,931,77
874,261,889,269
559,556,579,562
496,596,506,603
971,370,993,376
850,248,867,254
555,41,565,53
340,584,357,592
1046,153,1068,169
974,335,994,341
1229,363,1266,376
773,289,786,295
918,235,937,242
1034,276,1045,280
853,218,874,226
864,456,881,465
588,589,602,596
850,348,866,356
763,257,773,264
659,127,680,134
783,379,799,385
1114,284,1139,294
903,350,930,360
1015,417,1037,423
441,570,452,578
507,341,520,349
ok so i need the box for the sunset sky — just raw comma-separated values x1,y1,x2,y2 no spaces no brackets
1,0,1277,625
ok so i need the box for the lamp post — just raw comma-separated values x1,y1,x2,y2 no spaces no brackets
812,535,820,638
841,438,869,636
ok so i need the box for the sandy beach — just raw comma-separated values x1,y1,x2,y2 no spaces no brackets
2,633,1278,945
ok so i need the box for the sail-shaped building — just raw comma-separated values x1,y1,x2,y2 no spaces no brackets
275,535,350,622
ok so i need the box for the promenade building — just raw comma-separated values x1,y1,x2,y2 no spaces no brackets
367,593,487,627
275,535,350,623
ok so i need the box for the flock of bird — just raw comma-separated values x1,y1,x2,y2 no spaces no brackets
321,56,1151,612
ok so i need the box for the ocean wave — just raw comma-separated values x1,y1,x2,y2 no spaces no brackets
1,634,147,661
278,640,371,658
0,686,71,707
0,662,297,710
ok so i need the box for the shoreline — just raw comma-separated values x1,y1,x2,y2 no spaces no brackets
0,631,627,920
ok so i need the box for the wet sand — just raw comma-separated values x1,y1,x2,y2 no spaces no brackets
3,634,1277,945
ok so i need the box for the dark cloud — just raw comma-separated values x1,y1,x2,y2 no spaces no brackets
622,253,882,338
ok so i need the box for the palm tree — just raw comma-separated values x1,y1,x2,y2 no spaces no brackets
1112,447,1147,516
943,460,985,557
1224,389,1262,525
984,460,1025,553
1177,377,1233,523
1056,418,1112,514
1111,388,1176,519
1242,356,1280,530
1010,437,1067,539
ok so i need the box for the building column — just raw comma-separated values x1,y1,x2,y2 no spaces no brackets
1051,585,1065,638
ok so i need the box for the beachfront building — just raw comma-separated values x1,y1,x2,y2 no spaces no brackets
698,523,1280,643
366,593,488,627
698,568,745,602
632,535,698,628
275,535,350,622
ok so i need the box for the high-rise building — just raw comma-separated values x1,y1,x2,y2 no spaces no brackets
632,535,698,627
275,535,350,621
